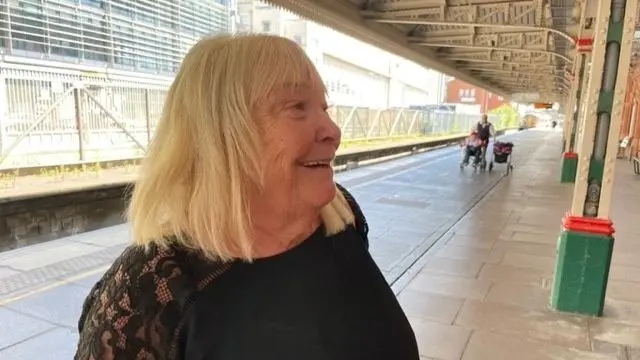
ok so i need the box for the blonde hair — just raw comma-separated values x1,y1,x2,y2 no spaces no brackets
127,34,354,261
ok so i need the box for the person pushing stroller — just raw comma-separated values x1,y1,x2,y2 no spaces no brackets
476,114,496,151
460,131,484,167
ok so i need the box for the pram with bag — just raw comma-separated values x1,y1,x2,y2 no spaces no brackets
489,141,514,174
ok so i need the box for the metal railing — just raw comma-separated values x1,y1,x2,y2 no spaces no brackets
0,63,499,169
328,106,498,140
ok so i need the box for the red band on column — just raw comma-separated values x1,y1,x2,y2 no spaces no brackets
562,213,615,236
576,38,593,47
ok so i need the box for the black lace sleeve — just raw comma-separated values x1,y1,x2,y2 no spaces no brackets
74,244,230,360
336,183,369,250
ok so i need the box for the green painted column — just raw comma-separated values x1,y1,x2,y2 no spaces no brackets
550,0,637,316
562,72,579,152
550,216,614,316
560,151,578,183
560,52,589,183
569,53,587,153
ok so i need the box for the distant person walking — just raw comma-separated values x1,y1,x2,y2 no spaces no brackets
475,114,496,155
476,114,495,142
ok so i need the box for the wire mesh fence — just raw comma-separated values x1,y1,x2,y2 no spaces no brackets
0,64,501,169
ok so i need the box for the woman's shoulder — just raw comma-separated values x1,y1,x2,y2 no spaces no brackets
75,241,229,359
336,183,369,249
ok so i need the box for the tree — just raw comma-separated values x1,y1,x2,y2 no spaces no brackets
489,104,519,129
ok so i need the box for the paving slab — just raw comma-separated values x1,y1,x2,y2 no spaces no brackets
0,327,78,359
4,283,89,329
0,307,55,350
397,130,640,360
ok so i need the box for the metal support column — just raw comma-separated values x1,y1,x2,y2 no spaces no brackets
569,55,589,153
561,54,588,182
74,87,86,161
550,0,638,316
562,60,581,151
561,0,591,183
574,61,592,153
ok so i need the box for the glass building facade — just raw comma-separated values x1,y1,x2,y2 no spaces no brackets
0,0,231,74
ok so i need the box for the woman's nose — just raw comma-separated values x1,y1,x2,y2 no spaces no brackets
317,113,341,146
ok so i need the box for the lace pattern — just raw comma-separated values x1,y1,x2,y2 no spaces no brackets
74,183,367,359
74,244,228,360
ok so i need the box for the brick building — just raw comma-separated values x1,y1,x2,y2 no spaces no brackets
445,78,507,113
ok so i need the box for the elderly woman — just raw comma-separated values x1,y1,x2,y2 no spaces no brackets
74,34,419,360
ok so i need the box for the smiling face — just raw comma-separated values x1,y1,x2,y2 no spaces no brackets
256,75,341,214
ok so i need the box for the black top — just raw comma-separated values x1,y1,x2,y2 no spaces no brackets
74,185,419,360
181,225,419,360
476,122,493,140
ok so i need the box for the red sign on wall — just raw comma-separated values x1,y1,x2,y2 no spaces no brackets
575,37,593,53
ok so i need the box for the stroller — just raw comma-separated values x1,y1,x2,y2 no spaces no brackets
489,141,514,174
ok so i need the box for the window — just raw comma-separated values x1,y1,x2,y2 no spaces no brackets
135,31,159,71
135,0,156,25
10,1,47,53
81,14,109,62
110,0,133,19
79,0,104,9
458,89,464,98
48,9,80,58
470,89,476,97
112,22,136,68
261,20,271,33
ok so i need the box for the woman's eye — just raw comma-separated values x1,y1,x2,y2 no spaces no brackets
293,102,306,111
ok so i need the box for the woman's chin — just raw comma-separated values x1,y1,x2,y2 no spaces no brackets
307,180,338,208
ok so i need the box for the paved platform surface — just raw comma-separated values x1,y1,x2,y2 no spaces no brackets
1,129,638,359
395,131,640,360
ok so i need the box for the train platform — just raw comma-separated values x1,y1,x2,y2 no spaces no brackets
0,128,638,359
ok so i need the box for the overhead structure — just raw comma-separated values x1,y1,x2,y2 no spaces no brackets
265,0,585,103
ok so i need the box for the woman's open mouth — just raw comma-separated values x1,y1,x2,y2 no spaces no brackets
301,160,332,169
